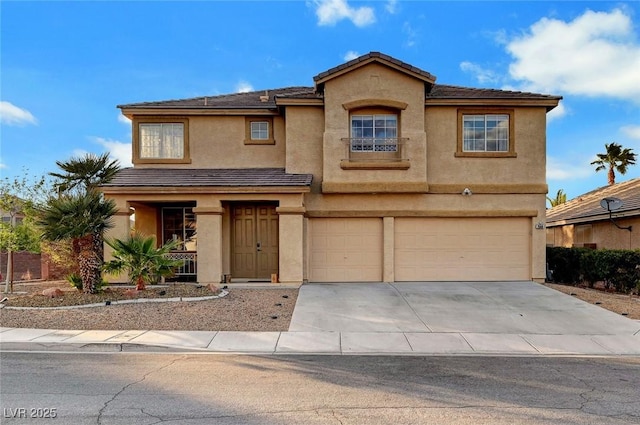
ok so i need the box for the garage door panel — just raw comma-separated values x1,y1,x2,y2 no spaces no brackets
310,218,383,282
395,218,530,281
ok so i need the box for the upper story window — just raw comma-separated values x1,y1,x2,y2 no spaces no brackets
133,117,190,164
245,117,275,145
250,121,269,140
351,114,398,152
139,123,184,159
456,109,516,158
463,114,509,152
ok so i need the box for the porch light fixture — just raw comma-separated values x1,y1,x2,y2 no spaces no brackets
462,188,472,196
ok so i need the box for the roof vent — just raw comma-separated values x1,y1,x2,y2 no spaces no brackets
204,97,208,106
260,91,269,102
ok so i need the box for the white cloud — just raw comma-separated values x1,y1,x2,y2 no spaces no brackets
460,61,500,85
0,162,6,169
385,0,398,14
546,156,592,180
118,114,131,125
91,137,133,167
506,9,640,102
313,0,375,27
235,81,254,93
621,125,640,140
343,50,360,61
0,101,37,126
402,21,418,47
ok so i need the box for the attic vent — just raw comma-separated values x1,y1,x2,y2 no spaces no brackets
260,91,269,102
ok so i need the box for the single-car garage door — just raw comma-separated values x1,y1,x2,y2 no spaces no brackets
309,218,383,282
395,218,530,281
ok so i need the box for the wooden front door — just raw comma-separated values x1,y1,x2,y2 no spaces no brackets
231,204,279,279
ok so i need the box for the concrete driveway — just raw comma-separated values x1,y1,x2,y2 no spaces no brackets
289,281,640,335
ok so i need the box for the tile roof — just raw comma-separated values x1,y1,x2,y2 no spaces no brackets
427,84,562,101
102,168,313,188
546,178,640,225
313,51,436,83
118,87,316,110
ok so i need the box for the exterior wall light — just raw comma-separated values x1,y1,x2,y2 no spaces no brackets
462,188,472,196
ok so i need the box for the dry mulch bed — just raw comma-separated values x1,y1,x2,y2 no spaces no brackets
0,281,298,331
545,283,640,320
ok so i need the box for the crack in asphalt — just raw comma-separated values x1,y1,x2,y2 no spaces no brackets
96,356,183,425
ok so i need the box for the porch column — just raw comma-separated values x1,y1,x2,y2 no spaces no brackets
193,206,224,284
276,207,305,286
104,207,132,283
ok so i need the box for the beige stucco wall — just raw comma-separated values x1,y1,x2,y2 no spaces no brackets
425,107,547,186
320,63,428,191
134,115,286,169
284,106,324,193
548,218,640,250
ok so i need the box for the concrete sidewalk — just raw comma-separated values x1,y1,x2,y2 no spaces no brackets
2,281,639,356
2,326,640,355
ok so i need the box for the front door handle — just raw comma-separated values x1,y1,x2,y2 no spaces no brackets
256,242,262,252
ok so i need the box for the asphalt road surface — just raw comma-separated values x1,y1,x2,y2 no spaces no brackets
1,353,639,424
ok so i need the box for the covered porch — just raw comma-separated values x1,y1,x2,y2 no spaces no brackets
101,168,312,285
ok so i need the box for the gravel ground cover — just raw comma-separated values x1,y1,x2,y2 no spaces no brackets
1,281,637,332
545,283,640,320
0,281,298,331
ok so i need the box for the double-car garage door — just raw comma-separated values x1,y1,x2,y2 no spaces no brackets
309,217,530,282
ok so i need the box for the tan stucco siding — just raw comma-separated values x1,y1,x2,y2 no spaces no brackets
548,217,640,250
425,106,547,186
133,115,286,169
284,106,324,193
321,63,428,191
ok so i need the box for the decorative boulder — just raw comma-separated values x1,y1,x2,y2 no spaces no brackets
42,288,64,298
124,289,139,298
208,284,220,294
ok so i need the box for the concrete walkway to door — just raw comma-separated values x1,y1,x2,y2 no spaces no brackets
287,281,640,355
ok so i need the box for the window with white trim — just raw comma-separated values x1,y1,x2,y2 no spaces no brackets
139,123,185,159
351,114,398,152
462,114,509,152
250,121,269,140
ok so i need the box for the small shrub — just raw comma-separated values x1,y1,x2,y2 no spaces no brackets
67,273,107,292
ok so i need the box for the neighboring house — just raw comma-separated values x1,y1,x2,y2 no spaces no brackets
102,52,561,285
546,178,640,250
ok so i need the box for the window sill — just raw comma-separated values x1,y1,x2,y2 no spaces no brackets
133,158,192,164
244,139,276,145
454,152,517,158
340,160,410,170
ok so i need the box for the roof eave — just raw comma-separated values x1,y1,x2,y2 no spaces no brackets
425,98,562,111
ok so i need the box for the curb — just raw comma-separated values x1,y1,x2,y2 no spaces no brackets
1,290,229,310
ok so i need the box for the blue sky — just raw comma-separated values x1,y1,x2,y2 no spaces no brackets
1,0,639,202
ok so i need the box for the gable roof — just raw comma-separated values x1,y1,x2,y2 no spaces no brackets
118,52,561,113
102,168,313,189
313,51,437,87
546,178,640,226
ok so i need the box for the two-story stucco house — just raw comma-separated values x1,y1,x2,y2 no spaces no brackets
102,52,561,285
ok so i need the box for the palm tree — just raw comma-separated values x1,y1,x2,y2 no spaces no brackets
103,233,182,290
547,189,567,208
49,153,120,195
37,191,117,293
591,143,637,185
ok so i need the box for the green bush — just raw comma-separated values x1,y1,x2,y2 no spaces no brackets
547,247,640,293
67,273,107,292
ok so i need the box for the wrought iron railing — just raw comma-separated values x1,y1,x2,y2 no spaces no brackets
342,137,408,161
166,251,197,277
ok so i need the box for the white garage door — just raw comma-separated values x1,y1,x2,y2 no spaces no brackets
395,218,530,281
309,218,383,282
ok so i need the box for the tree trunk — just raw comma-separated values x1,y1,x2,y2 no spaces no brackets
136,276,146,291
608,167,616,185
76,234,101,294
